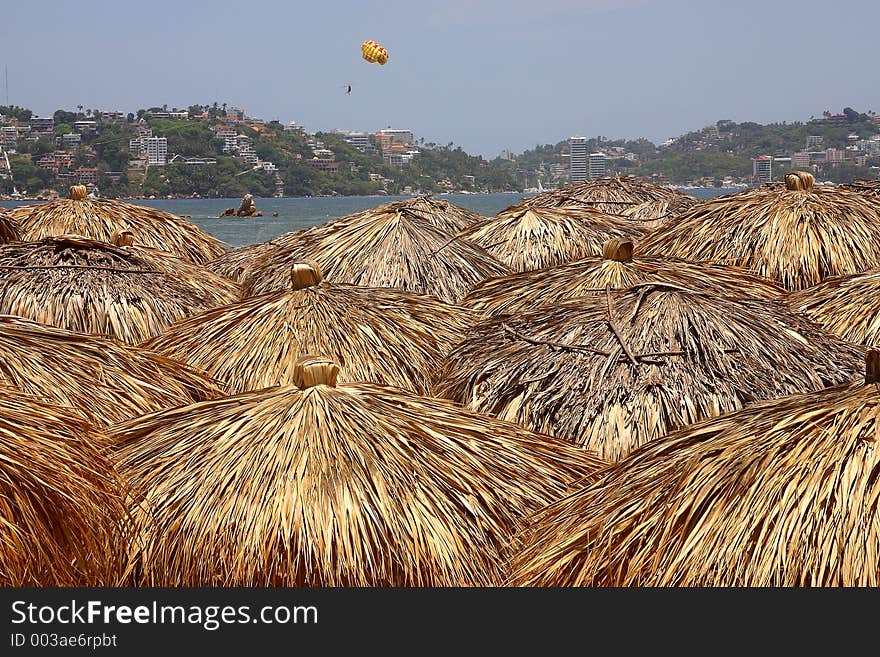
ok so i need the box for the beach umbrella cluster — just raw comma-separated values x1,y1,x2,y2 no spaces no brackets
521,174,698,226
5,185,225,264
8,175,880,588
639,171,880,290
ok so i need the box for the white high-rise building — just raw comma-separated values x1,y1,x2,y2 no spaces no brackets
588,152,607,180
144,136,167,165
569,136,588,182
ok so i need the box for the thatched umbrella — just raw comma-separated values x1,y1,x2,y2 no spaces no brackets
206,240,275,282
639,171,880,291
239,202,511,302
454,204,647,273
107,227,240,301
848,179,880,196
144,263,477,394
522,175,698,218
206,195,486,284
0,235,239,344
435,283,862,461
0,208,20,243
0,314,225,427
5,185,225,264
786,268,880,347
507,351,880,586
0,390,127,586
462,238,786,316
112,356,603,586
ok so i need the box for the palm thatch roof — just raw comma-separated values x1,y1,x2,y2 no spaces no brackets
786,268,880,347
0,390,127,586
506,354,880,586
435,283,862,461
462,238,786,316
0,314,225,427
112,356,603,586
521,175,698,217
144,263,477,394
848,179,880,196
639,171,880,291
238,202,511,302
0,235,239,344
5,185,225,264
206,240,276,282
108,229,240,302
205,196,486,284
454,204,648,273
0,208,20,243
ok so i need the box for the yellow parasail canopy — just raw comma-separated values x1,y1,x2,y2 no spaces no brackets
361,40,389,65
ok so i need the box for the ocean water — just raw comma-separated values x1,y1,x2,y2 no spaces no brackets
3,188,733,249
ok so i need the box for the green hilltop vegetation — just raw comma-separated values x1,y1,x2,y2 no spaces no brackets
0,103,877,198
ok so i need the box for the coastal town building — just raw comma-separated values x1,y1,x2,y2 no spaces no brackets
60,132,81,149
806,135,824,148
144,137,168,165
752,155,772,183
791,151,811,168
588,152,607,180
568,136,587,182
305,157,339,173
825,148,846,164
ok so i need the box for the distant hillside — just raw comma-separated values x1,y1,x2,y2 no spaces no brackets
1,104,877,198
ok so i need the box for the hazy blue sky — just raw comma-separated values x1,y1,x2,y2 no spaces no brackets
1,0,877,158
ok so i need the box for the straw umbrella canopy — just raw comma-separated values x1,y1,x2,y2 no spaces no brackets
847,179,880,196
507,353,880,586
462,238,786,317
107,227,240,301
206,196,486,284
454,204,648,273
786,268,880,347
5,185,225,264
0,390,127,586
521,175,698,217
206,240,275,282
0,314,225,427
111,356,604,586
0,208,20,243
144,263,477,395
0,235,239,344
435,284,862,461
638,171,880,291
239,202,511,302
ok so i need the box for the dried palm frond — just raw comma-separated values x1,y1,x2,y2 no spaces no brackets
239,202,510,302
206,240,276,282
639,171,880,291
0,208,20,243
521,175,698,217
0,314,225,426
0,235,239,344
0,390,127,586
5,185,225,264
112,356,604,587
462,238,785,316
507,357,880,586
455,203,647,272
435,283,862,461
847,179,880,196
786,268,880,347
144,263,477,394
